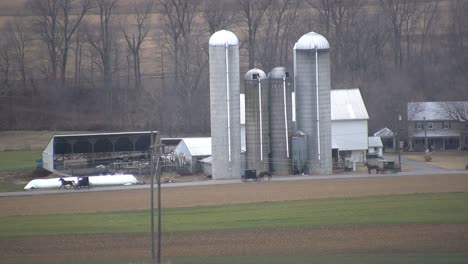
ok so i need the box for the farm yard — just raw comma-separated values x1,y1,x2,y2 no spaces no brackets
1,131,468,263
1,174,468,264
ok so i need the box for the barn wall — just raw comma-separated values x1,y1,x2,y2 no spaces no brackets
332,120,368,151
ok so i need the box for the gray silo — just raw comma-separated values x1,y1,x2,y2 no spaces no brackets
268,67,293,175
294,32,332,175
209,30,241,179
244,68,269,174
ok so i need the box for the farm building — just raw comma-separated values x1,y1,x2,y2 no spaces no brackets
368,136,384,157
173,138,212,174
374,127,396,151
42,131,157,175
330,89,370,164
407,101,468,151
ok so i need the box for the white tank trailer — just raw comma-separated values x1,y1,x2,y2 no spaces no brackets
209,30,242,179
268,67,293,175
294,32,332,175
244,68,270,174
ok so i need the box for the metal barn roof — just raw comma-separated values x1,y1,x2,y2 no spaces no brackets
331,89,369,120
179,137,211,156
374,127,394,138
408,101,468,121
368,136,383,148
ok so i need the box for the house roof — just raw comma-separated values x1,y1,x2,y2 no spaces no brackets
374,127,394,138
408,101,468,121
368,136,383,148
179,137,211,156
331,88,369,120
410,130,461,138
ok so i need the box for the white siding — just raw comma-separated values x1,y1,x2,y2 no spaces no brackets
332,120,368,151
42,137,54,172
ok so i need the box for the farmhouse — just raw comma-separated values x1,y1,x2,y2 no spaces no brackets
407,102,468,151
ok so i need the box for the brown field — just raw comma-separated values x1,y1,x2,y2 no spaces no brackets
1,173,468,263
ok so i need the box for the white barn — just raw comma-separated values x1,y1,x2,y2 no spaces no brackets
331,89,369,163
174,138,211,174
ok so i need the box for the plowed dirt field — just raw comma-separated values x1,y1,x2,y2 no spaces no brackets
1,174,468,263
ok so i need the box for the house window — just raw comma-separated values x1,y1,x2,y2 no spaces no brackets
427,122,434,129
416,122,422,130
443,121,451,129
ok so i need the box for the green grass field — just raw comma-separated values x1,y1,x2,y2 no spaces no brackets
2,192,468,237
0,150,41,172
17,253,468,264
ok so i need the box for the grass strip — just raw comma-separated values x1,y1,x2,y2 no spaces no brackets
1,192,468,237
0,150,41,172
17,253,468,264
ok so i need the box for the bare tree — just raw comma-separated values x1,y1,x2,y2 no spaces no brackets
239,0,271,69
122,0,153,89
447,0,468,81
379,0,418,68
307,0,363,75
439,102,468,122
417,0,438,58
0,38,13,96
29,0,93,83
202,0,236,34
58,0,94,85
29,0,62,80
87,0,118,113
257,0,300,71
159,0,209,131
5,19,29,90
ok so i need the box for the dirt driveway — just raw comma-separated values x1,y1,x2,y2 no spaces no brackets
1,173,468,263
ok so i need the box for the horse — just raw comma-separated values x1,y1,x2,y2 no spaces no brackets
366,164,380,174
257,171,272,181
58,177,75,189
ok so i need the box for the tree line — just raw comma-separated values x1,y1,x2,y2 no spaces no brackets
0,0,467,137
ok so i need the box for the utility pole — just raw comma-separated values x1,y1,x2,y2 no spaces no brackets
150,132,162,264
423,117,428,151
398,114,402,171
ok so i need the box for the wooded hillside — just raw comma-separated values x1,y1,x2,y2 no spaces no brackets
0,0,466,136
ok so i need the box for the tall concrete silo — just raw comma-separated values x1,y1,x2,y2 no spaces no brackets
209,30,241,179
244,68,269,174
268,67,292,175
294,32,332,175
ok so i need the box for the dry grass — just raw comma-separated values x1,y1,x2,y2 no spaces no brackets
404,152,468,170
0,131,91,151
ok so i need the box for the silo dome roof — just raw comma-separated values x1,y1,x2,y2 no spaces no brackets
209,30,239,46
295,32,329,50
244,68,267,80
268,67,289,79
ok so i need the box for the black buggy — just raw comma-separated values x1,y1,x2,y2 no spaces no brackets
241,170,258,182
76,176,91,189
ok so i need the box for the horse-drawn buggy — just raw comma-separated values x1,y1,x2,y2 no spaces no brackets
241,170,272,182
76,176,91,189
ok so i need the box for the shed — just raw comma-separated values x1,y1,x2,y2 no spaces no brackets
174,138,211,174
368,136,383,157
374,127,395,151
